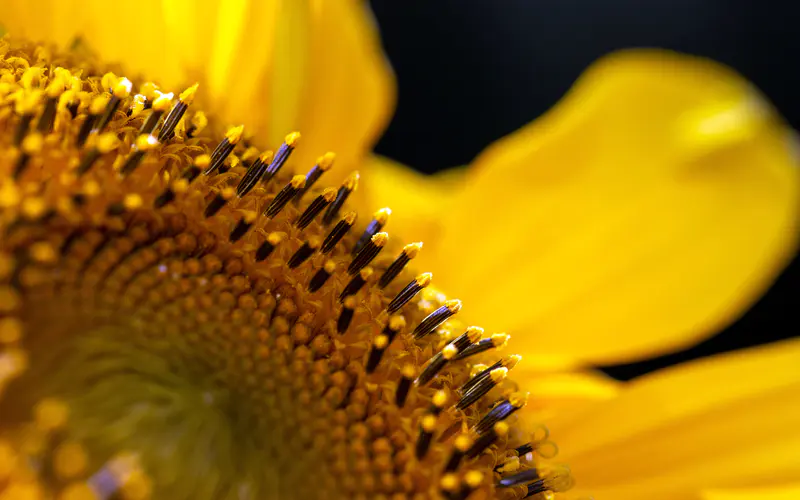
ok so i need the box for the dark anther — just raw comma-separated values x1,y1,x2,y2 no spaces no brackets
474,393,528,434
204,125,243,175
153,157,207,209
416,327,483,387
295,188,337,230
453,333,510,361
264,175,306,219
415,414,438,460
444,435,474,473
236,150,273,198
387,272,432,313
339,267,372,301
261,132,300,185
378,242,423,289
93,78,131,133
456,367,508,411
320,212,357,254
158,83,198,142
466,422,509,459
412,299,462,340
351,207,391,255
497,468,540,488
293,152,335,202
308,260,337,293
139,92,173,134
347,232,388,276
337,296,357,334
119,135,159,177
229,216,256,242
255,233,284,262
322,171,359,225
287,238,320,269
395,365,415,408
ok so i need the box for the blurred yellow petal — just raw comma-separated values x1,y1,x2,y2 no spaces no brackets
292,0,396,183
702,485,800,500
357,155,466,246
412,49,800,365
2,0,395,180
517,370,621,421
548,338,800,500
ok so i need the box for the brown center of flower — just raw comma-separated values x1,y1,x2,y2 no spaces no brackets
0,37,573,500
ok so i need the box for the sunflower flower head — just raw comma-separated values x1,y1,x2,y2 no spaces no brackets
0,37,576,500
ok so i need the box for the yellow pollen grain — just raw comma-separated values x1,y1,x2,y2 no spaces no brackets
497,456,520,473
421,415,437,432
82,180,101,197
139,82,160,100
373,207,392,224
29,241,56,263
53,441,88,479
510,391,529,407
389,314,407,332
284,131,301,147
22,133,44,154
225,125,245,144
172,179,189,193
151,92,174,111
134,134,159,150
490,367,509,384
45,78,65,98
123,194,143,210
101,72,119,92
113,77,133,98
0,182,21,208
466,326,484,343
445,299,463,313
194,154,211,169
190,111,208,134
343,296,357,309
95,132,121,153
415,272,432,287
343,211,358,225
343,171,360,191
454,434,473,451
505,354,522,370
323,260,337,273
440,474,459,492
322,187,337,202
240,146,260,163
318,151,336,170
33,398,69,431
89,95,110,115
21,197,47,219
442,344,458,360
432,390,449,408
266,232,285,246
290,175,307,189
129,94,146,117
221,187,236,200
494,421,510,437
15,90,42,114
371,232,389,247
242,210,258,223
179,83,199,104
257,150,274,164
359,267,374,280
373,335,389,349
491,333,510,347
401,364,416,379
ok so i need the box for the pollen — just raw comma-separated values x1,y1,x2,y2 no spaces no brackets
0,36,572,500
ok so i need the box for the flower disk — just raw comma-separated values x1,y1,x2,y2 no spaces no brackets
0,38,572,500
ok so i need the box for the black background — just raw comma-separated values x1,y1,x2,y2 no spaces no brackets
369,0,799,379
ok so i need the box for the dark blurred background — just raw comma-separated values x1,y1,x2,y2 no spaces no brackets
368,0,799,380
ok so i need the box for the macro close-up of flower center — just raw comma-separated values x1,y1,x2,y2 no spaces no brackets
0,37,575,500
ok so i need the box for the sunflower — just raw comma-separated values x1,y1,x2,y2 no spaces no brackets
0,2,798,500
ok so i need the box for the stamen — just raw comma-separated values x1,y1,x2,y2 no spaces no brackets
118,134,159,177
365,315,406,374
466,421,509,459
36,79,64,133
295,188,337,230
255,232,285,261
320,211,357,254
322,171,359,225
228,211,259,242
74,133,120,177
76,95,109,146
453,333,510,361
387,272,432,314
412,299,462,339
308,259,337,292
14,90,40,146
261,132,300,184
444,434,473,472
293,152,335,202
460,355,520,395
93,77,132,133
456,367,508,410
158,83,198,142
139,92,173,134
153,155,209,208
186,111,207,138
13,132,43,179
204,187,235,218
415,414,438,459
287,237,320,269
235,150,274,198
339,267,373,300
416,326,483,386
140,82,160,108
351,207,391,255
365,333,390,374
128,94,146,118
395,363,415,407
474,392,528,434
264,175,306,219
337,296,357,334
378,242,423,289
497,468,539,488
204,125,244,175
495,456,521,474
347,232,388,275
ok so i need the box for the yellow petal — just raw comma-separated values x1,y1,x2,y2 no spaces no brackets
413,49,800,365
702,484,800,500
2,0,395,177
291,0,396,183
548,338,800,500
516,370,621,422
356,155,467,246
